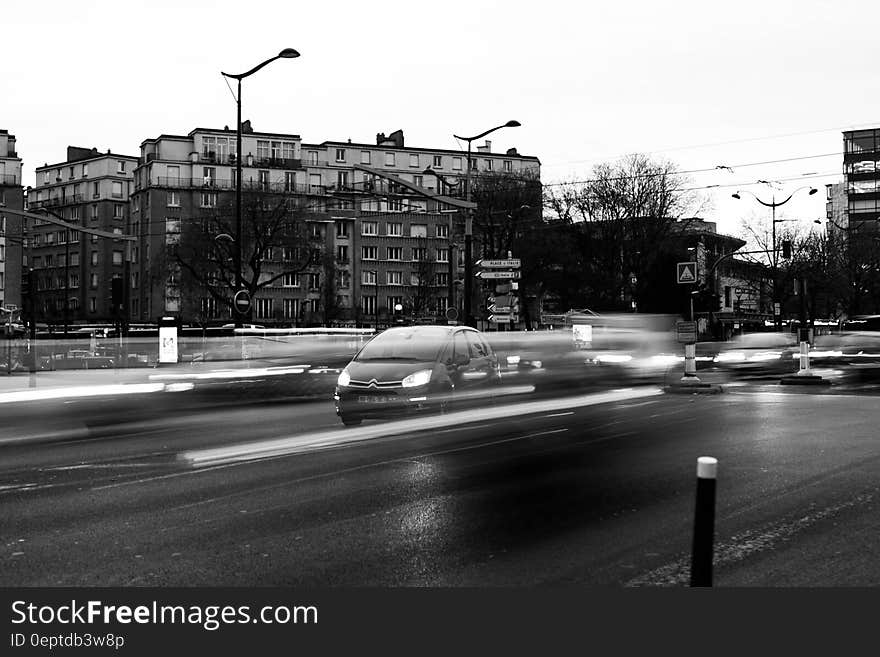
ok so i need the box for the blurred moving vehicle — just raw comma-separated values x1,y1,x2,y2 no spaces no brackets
713,332,798,374
811,331,880,380
334,325,501,426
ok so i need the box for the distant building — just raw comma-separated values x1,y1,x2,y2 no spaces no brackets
0,129,24,314
132,125,539,326
28,147,137,327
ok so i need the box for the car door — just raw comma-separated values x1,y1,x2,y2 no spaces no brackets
456,330,496,392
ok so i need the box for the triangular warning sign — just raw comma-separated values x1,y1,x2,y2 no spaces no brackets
678,263,696,283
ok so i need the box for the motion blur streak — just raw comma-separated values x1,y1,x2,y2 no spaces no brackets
149,365,309,381
181,386,664,467
0,383,166,405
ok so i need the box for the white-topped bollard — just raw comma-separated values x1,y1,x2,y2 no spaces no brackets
690,456,717,587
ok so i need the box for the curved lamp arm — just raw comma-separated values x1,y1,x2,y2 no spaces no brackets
453,120,521,143
222,48,300,80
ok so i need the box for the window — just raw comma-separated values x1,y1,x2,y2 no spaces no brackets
200,192,217,207
309,222,323,239
117,160,126,174
410,272,422,286
283,142,295,161
387,271,402,286
410,224,427,238
258,170,269,190
271,141,282,160
284,171,296,192
308,273,320,289
69,166,75,179
387,246,403,261
484,159,492,171
0,244,4,261
452,157,462,171
503,160,512,172
203,167,216,186
361,151,371,164
335,148,346,162
436,224,448,238
409,154,419,168
337,270,350,288
362,296,376,316
470,159,478,171
337,171,349,189
70,253,79,266
412,247,427,261
257,140,270,160
336,221,349,238
387,296,403,313
112,181,123,198
435,272,449,286
92,182,100,198
387,222,403,237
362,221,378,236
282,273,300,287
82,164,88,178
385,152,395,166
433,155,442,168
308,151,318,165
113,204,124,219
362,246,378,260
91,251,98,266
336,245,348,262
255,298,273,319
437,248,449,262
413,175,423,187
91,204,98,219
89,298,96,313
90,274,98,289
283,298,300,319
362,270,377,285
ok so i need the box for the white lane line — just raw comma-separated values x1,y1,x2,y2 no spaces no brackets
0,383,166,405
180,387,664,467
544,412,574,418
626,490,877,587
45,463,158,471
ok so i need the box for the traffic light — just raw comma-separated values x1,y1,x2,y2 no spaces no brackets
782,239,792,259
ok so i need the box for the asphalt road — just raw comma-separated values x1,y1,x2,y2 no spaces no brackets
2,385,879,586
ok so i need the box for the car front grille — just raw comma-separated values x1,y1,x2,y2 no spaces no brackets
347,379,403,390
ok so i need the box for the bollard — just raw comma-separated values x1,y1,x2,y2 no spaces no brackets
690,456,717,587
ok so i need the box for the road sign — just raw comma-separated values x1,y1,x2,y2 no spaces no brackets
233,289,252,314
488,314,512,323
477,258,521,269
676,320,697,344
476,270,519,280
495,283,511,294
445,307,459,322
677,262,697,284
489,304,512,313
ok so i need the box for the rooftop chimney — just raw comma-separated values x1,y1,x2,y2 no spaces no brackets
477,140,491,153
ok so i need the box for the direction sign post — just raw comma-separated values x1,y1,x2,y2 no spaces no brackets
477,258,521,269
475,270,519,280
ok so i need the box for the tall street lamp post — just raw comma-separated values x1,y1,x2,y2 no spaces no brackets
222,48,300,326
732,186,817,329
452,120,520,327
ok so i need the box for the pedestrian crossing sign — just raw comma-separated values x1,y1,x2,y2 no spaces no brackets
677,262,697,284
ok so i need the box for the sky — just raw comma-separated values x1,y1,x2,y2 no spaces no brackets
3,0,878,239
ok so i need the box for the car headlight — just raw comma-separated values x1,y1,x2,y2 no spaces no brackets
506,355,521,365
402,369,433,388
337,369,351,387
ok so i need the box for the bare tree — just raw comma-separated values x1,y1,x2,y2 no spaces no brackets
173,191,320,322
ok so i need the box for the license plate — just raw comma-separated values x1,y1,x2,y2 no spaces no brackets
358,395,389,404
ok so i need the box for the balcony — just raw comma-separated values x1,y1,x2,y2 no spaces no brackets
152,177,328,196
252,157,303,170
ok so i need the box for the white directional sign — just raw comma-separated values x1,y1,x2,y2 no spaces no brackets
677,261,697,284
478,258,521,269
489,304,512,313
488,314,512,323
476,270,519,280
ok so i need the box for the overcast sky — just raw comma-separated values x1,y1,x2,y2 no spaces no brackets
4,0,878,237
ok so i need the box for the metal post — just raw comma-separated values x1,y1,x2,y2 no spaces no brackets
64,232,70,338
690,456,717,587
448,214,455,322
771,199,778,330
463,140,473,328
234,78,243,328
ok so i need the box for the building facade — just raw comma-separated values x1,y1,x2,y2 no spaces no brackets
132,125,540,327
0,130,24,315
28,147,137,328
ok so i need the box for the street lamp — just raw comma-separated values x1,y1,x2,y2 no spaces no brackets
221,48,300,326
732,186,817,328
451,120,521,327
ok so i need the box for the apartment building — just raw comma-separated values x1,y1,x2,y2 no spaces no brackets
132,125,540,326
29,147,137,327
0,130,24,313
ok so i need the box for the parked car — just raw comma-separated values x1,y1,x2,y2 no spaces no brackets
713,332,799,375
334,325,501,426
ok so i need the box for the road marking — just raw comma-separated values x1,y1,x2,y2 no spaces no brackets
543,412,574,418
180,387,665,467
626,489,878,587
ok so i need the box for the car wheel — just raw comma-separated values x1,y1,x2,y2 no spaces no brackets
340,414,362,427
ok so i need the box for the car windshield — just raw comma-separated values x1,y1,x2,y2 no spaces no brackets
356,328,450,361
